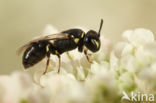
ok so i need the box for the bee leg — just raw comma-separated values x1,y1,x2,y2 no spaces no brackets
84,49,93,64
43,52,50,75
57,55,61,73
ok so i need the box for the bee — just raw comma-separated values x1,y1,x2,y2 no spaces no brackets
18,19,103,74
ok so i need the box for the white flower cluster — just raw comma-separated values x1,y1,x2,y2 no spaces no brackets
111,28,156,93
0,26,156,103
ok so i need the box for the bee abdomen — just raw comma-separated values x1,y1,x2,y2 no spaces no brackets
22,41,48,69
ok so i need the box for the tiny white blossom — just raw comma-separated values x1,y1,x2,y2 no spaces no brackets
111,28,156,95
122,28,154,46
0,72,33,103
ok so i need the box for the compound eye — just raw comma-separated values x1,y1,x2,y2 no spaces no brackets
91,39,100,49
84,38,100,52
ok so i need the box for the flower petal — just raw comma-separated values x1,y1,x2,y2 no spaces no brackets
122,28,154,46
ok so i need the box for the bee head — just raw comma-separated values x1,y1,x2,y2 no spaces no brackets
84,19,103,52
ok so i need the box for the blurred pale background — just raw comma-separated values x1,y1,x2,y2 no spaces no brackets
0,0,156,74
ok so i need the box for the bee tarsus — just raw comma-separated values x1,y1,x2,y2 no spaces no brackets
84,49,93,64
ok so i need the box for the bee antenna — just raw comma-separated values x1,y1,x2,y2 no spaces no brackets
98,19,103,37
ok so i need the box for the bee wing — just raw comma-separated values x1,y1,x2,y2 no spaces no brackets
33,33,69,41
17,33,69,55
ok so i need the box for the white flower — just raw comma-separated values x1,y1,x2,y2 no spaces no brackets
39,72,87,103
122,28,154,46
1,26,156,103
117,72,136,92
0,72,33,103
85,68,121,103
111,28,156,94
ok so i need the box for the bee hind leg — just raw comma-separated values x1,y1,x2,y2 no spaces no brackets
57,55,61,73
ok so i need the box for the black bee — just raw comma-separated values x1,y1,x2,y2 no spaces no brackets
18,19,103,74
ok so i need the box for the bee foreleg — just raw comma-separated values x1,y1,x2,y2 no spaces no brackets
84,49,93,64
57,55,61,73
